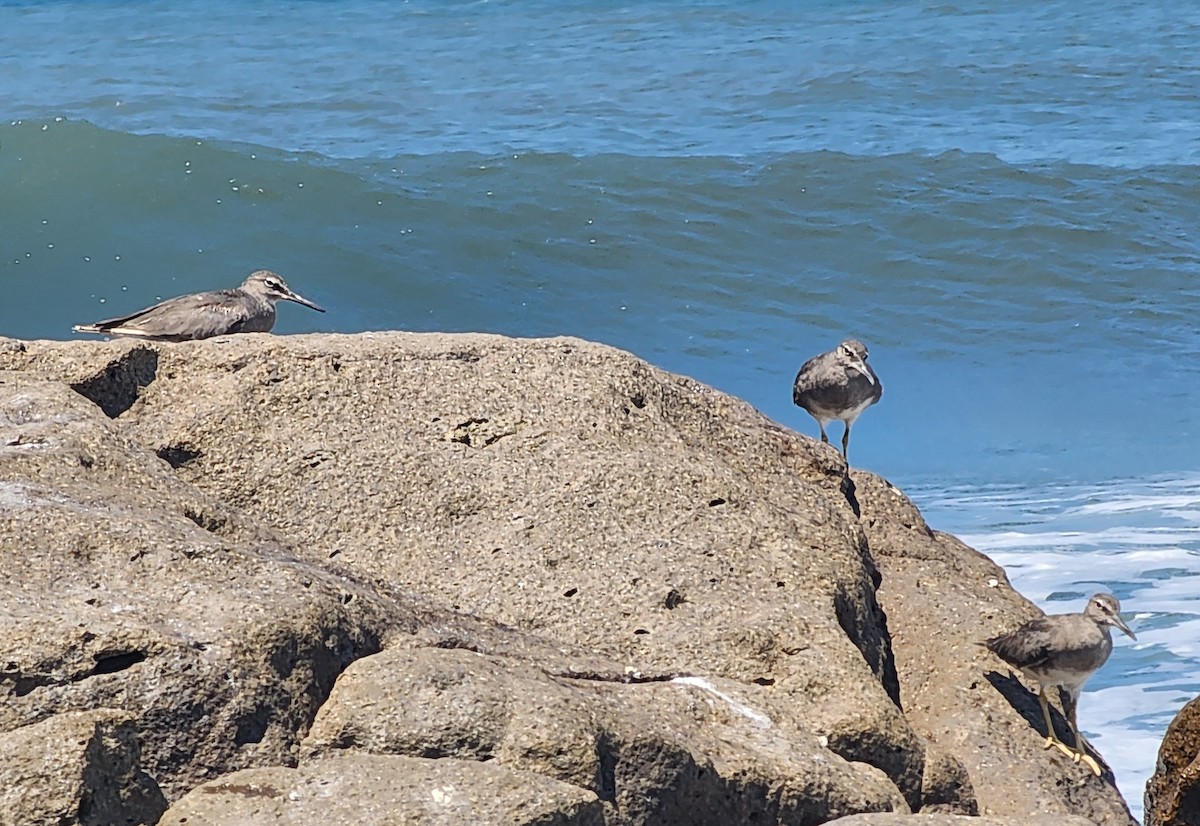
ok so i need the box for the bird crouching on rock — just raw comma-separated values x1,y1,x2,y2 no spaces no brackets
73,270,325,342
983,592,1136,776
792,338,882,461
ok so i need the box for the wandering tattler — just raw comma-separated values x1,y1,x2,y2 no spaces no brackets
984,592,1136,775
73,270,325,342
792,339,882,460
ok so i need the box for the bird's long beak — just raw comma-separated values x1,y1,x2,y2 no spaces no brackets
850,360,875,385
284,289,326,313
1112,614,1137,641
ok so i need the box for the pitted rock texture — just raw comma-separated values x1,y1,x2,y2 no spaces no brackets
1144,693,1200,826
158,753,606,826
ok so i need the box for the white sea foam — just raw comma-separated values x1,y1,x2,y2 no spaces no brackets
964,528,1200,551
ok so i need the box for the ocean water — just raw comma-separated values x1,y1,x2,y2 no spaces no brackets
3,1,1199,817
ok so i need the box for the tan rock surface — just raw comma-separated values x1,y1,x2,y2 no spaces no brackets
0,333,1139,823
0,371,391,798
158,752,605,825
0,364,620,803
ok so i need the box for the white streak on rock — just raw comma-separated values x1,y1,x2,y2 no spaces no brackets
672,676,772,728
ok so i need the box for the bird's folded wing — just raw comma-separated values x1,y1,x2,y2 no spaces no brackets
76,290,245,340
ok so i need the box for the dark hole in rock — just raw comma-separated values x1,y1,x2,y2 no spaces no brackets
663,589,685,609
70,346,159,418
752,677,775,686
630,393,646,409
430,637,485,653
12,675,41,697
594,732,619,804
157,444,201,469
563,587,579,598
88,650,147,677
183,506,226,533
633,628,650,635
708,497,727,507
233,708,270,746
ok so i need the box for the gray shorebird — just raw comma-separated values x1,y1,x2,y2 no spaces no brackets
73,270,325,342
792,338,882,460
984,593,1136,775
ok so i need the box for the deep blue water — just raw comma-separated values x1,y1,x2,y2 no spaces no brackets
5,1,1200,816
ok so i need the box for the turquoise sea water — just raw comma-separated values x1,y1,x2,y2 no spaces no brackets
4,1,1199,817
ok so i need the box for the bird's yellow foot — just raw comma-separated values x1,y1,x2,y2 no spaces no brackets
1044,736,1102,775
1045,737,1078,760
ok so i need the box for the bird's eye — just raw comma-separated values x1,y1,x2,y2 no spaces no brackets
266,280,281,290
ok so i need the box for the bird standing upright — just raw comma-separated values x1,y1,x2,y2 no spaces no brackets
792,338,882,461
984,592,1136,775
73,270,325,342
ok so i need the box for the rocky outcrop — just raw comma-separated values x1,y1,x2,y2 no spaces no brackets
0,333,1137,824
1145,694,1200,826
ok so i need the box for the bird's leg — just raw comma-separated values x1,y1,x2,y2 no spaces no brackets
1063,691,1103,776
841,423,851,459
1070,725,1102,775
1062,691,1093,752
1037,689,1078,760
1037,690,1061,748
818,423,829,444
